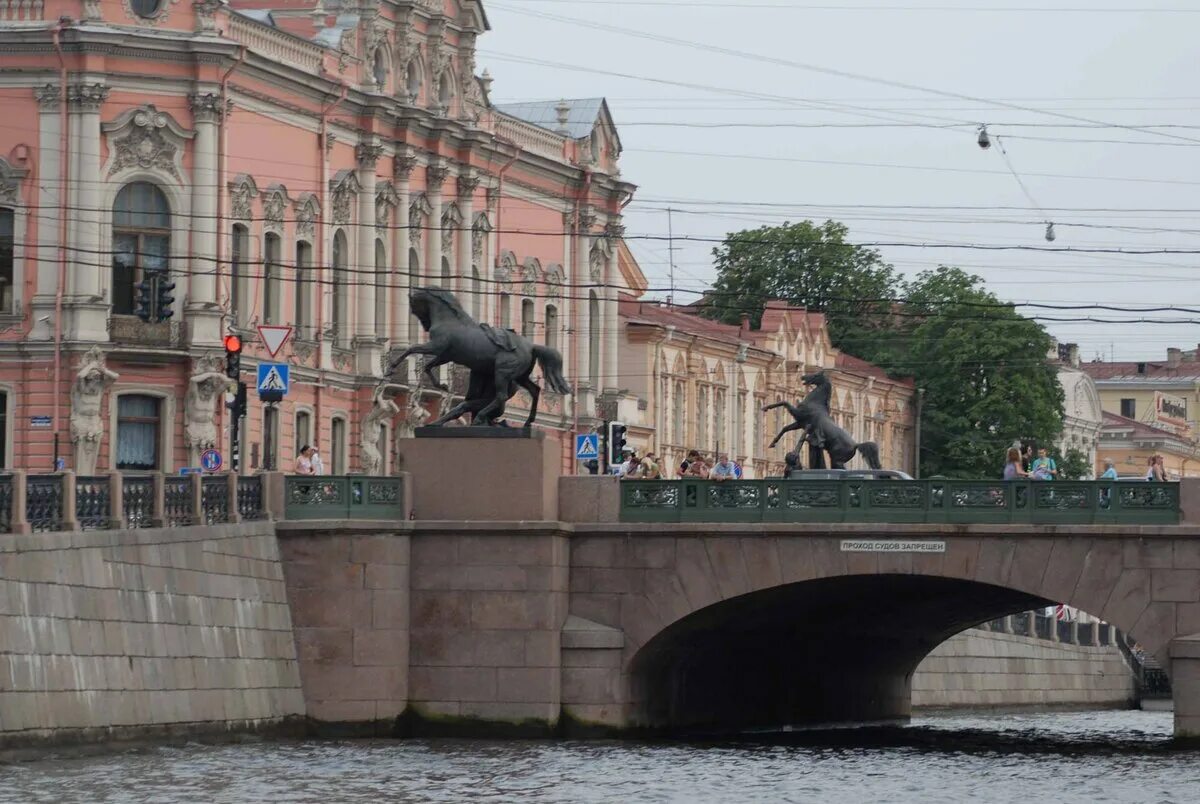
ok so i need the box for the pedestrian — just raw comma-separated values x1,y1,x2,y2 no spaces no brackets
685,455,710,479
1100,458,1118,480
1021,444,1035,473
310,446,326,475
637,452,662,480
1151,455,1167,482
679,449,700,477
1003,447,1030,480
1031,448,1058,481
711,453,738,483
293,445,315,475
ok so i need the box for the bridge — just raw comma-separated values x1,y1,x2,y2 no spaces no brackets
3,436,1200,745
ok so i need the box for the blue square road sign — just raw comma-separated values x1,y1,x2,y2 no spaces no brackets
257,362,290,396
575,433,600,461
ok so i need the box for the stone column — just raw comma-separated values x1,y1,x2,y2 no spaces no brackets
602,219,624,394
187,91,224,347
67,81,110,342
1171,637,1200,738
456,169,479,303
425,159,449,287
30,84,63,342
356,142,384,376
393,149,417,346
573,207,596,418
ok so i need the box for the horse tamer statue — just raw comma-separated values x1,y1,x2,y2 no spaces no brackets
762,371,882,470
385,287,572,427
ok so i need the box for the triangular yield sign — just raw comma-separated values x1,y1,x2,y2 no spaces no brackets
257,325,292,358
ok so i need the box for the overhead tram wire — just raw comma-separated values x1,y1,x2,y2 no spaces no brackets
488,3,1200,146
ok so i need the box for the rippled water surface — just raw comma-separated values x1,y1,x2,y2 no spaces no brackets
3,711,1198,803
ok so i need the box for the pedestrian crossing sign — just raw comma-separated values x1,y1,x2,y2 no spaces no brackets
256,362,290,397
575,433,600,460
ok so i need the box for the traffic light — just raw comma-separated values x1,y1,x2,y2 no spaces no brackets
224,333,242,379
606,421,627,466
134,278,153,322
155,274,175,321
225,380,247,420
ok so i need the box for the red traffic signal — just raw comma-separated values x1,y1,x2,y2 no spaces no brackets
223,334,242,353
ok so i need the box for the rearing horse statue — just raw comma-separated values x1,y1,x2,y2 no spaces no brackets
762,371,883,470
385,287,572,427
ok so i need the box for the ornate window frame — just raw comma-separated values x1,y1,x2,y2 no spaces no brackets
0,156,29,319
0,381,13,469
107,386,176,472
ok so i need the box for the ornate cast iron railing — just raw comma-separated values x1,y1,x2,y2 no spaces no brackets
26,475,63,533
619,479,1180,525
201,476,230,524
122,475,156,529
163,476,195,527
283,476,405,520
75,475,113,530
237,475,267,521
0,474,12,533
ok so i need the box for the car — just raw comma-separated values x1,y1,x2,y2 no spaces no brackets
784,468,914,481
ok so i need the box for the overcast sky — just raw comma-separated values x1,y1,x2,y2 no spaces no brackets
478,0,1200,362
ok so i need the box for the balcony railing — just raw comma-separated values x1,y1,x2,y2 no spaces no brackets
619,479,1180,525
108,315,182,348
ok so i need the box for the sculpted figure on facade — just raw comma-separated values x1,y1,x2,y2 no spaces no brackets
361,388,401,476
71,347,119,474
185,355,235,466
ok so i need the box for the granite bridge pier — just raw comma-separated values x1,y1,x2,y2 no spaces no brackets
3,436,1200,746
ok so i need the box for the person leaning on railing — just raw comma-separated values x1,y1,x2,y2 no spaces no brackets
1003,447,1030,480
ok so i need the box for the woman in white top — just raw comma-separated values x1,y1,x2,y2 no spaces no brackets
293,445,315,475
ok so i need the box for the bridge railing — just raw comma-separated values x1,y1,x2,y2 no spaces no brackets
282,476,406,521
619,479,1180,525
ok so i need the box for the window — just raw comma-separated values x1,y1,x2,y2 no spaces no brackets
375,239,388,334
116,395,161,470
471,266,482,319
1120,398,1136,419
408,247,421,344
405,61,421,101
753,397,764,458
263,232,281,324
373,50,387,88
131,0,162,18
230,224,248,326
521,299,534,338
499,292,511,329
0,209,13,314
263,405,278,471
295,410,312,453
331,417,346,474
697,386,709,448
295,241,313,338
588,291,600,390
0,390,8,468
736,391,747,458
331,229,348,342
112,182,170,317
672,381,685,446
544,304,558,351
715,389,726,451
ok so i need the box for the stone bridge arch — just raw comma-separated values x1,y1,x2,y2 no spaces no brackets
565,525,1200,734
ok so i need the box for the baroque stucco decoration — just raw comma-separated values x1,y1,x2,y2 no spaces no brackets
544,263,565,298
329,169,362,226
471,212,492,261
409,193,432,247
376,181,399,231
70,346,119,475
0,156,28,206
103,105,194,183
185,354,236,467
262,184,290,232
521,258,541,297
589,237,612,283
228,174,258,221
294,193,320,239
441,202,463,256
495,250,518,284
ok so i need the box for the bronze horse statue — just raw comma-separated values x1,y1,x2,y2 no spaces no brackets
385,287,572,427
762,371,882,470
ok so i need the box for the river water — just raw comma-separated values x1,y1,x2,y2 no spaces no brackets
2,711,1197,803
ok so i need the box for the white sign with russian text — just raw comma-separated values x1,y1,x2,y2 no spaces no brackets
840,540,946,553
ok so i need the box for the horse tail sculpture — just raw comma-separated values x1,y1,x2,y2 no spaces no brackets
855,441,883,470
533,345,573,395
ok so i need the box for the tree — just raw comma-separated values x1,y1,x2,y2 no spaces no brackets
893,267,1065,479
704,220,899,352
1057,448,1093,480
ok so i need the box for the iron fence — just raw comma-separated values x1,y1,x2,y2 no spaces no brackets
122,475,156,529
26,475,63,533
620,479,1180,525
0,475,12,534
283,475,405,520
237,475,266,521
1034,613,1053,640
163,476,195,527
75,475,113,531
201,476,230,524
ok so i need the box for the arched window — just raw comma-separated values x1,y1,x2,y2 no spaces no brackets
544,304,558,351
672,380,686,446
588,291,600,390
521,299,534,338
295,410,312,454
697,386,709,449
295,240,313,338
0,208,14,315
499,292,511,329
375,239,387,334
438,72,453,112
373,50,387,89
331,229,348,342
408,247,421,344
230,223,248,326
331,416,347,475
405,61,421,102
112,182,170,318
471,265,482,319
131,0,162,18
263,232,281,324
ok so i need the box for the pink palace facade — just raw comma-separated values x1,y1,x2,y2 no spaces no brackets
0,0,636,474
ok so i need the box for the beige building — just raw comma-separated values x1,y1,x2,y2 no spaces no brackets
1052,343,1103,477
615,299,916,478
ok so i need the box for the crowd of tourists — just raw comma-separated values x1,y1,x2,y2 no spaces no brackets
612,448,743,481
1002,444,1169,482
